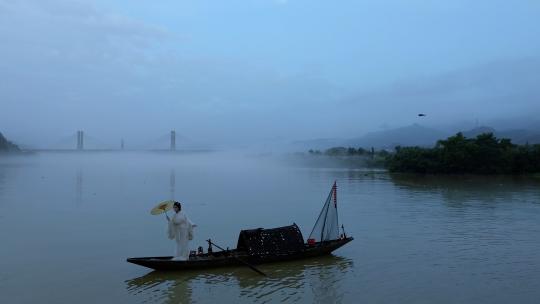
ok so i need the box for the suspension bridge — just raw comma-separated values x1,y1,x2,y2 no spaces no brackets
26,130,211,152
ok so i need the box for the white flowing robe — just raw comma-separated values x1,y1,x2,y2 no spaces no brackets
167,212,195,260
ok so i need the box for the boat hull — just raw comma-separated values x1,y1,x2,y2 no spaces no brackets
127,237,353,271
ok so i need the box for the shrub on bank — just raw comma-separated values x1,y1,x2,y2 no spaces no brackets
386,133,540,174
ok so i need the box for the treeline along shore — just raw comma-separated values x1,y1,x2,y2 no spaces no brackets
305,147,389,168
388,132,540,174
308,132,540,174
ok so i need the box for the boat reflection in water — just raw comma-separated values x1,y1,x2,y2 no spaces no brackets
125,255,353,303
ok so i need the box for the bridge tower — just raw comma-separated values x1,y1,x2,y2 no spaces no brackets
170,130,176,151
76,130,84,150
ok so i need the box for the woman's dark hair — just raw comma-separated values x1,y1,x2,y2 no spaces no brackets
173,202,181,210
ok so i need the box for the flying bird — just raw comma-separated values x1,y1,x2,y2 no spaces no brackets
418,113,426,117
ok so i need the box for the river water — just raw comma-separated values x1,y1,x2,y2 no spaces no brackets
1,152,539,303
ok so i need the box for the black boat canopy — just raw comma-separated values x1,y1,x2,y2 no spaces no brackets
236,224,305,256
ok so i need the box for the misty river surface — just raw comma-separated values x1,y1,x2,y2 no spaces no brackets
1,152,540,304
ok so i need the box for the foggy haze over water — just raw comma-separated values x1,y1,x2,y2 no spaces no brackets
1,3,540,303
1,0,540,149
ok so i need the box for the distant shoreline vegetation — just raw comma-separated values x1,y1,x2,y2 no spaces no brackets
307,132,540,174
387,132,540,174
304,147,389,168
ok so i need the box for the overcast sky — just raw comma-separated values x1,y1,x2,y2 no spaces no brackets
1,0,539,148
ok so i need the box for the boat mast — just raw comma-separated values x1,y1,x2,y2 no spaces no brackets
334,182,339,238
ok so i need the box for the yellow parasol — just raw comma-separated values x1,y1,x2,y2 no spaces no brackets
150,200,175,215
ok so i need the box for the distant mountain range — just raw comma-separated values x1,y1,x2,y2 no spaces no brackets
290,138,345,150
345,124,448,149
463,127,540,145
292,124,540,151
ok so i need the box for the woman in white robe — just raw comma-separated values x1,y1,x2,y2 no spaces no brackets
166,202,196,261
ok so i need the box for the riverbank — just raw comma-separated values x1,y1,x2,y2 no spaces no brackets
386,133,540,174
304,132,540,174
284,153,387,169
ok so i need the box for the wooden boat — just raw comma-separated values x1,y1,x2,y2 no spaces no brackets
127,226,353,271
127,182,352,271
